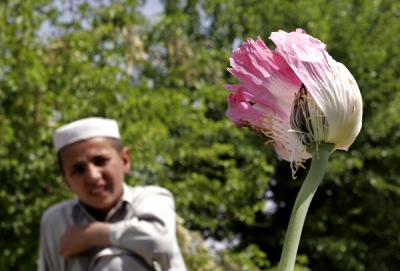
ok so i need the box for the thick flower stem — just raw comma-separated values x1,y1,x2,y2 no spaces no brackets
278,143,333,271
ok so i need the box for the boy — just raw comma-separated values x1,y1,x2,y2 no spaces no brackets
38,117,186,271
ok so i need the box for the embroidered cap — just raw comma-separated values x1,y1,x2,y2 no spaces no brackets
53,117,120,152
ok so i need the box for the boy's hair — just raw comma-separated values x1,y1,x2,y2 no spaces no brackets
57,138,124,175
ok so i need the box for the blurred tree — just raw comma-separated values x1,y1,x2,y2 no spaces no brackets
147,0,400,269
0,0,399,270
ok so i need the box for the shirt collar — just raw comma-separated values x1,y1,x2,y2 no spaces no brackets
102,183,133,221
121,182,134,207
73,183,133,222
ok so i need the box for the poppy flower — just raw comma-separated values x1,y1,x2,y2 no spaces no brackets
226,29,362,172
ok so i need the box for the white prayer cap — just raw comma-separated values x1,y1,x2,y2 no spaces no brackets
53,117,120,152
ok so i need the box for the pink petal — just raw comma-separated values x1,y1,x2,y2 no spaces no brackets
225,36,311,165
226,91,272,131
227,37,302,120
270,29,333,108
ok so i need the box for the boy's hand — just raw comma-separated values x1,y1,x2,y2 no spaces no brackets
59,222,110,258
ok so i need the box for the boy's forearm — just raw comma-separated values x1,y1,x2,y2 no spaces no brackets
85,222,111,247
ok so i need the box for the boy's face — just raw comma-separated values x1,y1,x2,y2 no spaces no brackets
59,137,130,212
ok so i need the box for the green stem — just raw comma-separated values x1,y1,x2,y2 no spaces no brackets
278,143,333,271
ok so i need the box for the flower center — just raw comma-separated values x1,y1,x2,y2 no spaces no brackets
290,85,328,148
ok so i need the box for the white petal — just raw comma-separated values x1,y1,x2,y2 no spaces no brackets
322,62,363,150
268,115,311,164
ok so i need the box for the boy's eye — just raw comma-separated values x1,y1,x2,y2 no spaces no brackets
93,156,108,166
72,164,85,175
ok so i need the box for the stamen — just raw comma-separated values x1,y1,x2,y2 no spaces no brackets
290,85,328,148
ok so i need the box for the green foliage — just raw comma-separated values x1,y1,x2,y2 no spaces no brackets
1,0,399,270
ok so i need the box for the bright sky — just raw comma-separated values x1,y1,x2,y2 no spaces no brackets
137,0,164,20
37,0,164,40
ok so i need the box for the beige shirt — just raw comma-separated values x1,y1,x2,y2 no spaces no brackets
37,184,186,271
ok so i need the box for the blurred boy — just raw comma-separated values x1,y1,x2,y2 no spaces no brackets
38,117,186,271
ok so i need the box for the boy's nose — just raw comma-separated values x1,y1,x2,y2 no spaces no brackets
85,163,102,184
